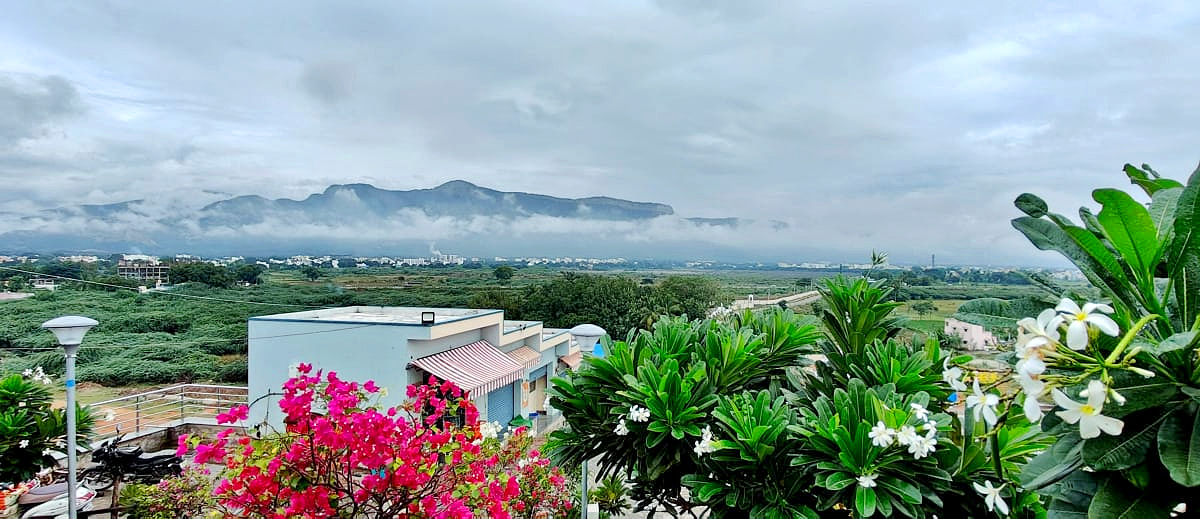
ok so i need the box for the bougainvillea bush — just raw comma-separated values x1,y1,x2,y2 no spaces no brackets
180,365,573,518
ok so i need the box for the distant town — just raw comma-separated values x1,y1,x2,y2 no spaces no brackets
0,250,1087,288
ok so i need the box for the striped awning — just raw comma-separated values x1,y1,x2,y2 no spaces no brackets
558,351,583,370
411,340,523,396
506,347,541,369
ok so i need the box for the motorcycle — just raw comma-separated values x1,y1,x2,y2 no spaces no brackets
19,485,95,519
78,437,183,491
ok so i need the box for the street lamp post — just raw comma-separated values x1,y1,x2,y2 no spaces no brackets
42,315,98,519
568,323,606,519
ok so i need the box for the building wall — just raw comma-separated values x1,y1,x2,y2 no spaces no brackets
944,317,998,351
247,319,419,428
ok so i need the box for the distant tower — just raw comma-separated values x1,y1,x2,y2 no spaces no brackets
931,254,936,269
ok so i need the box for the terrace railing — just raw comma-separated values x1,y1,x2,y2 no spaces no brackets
88,384,248,439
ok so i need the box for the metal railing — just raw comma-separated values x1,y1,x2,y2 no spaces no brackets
88,384,248,439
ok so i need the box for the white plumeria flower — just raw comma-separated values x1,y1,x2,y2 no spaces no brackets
868,421,896,448
942,358,967,392
907,433,937,459
22,369,34,377
103,409,117,422
973,480,1010,515
614,419,629,436
1019,376,1046,422
693,424,718,456
921,419,938,432
628,405,651,423
895,425,919,446
42,448,53,456
857,474,878,488
1054,299,1119,350
19,439,29,448
1017,308,1060,346
1052,380,1124,439
910,403,931,421
967,379,1000,428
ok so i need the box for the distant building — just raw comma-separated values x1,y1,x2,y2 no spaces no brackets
944,317,998,351
31,277,58,290
247,307,583,431
117,255,171,284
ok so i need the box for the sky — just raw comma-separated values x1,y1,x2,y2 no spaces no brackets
2,1,1199,265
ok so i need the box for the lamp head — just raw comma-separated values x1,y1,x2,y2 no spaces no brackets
569,323,606,357
41,316,98,346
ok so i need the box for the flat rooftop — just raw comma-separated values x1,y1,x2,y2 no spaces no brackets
503,320,543,333
250,306,502,326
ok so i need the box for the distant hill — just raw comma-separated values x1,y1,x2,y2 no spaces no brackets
0,181,790,259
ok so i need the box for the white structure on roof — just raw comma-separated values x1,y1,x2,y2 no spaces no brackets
247,306,583,430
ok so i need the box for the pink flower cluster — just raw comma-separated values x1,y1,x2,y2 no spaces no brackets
178,364,572,518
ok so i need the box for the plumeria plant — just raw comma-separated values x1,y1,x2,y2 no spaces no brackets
1002,164,1200,517
179,365,573,518
547,309,821,515
0,369,95,484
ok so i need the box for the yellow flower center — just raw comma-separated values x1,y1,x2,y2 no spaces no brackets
1075,312,1088,321
1079,404,1097,415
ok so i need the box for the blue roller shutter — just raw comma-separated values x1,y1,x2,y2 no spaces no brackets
487,383,515,424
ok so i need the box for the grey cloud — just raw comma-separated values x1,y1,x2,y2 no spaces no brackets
1,1,1199,264
0,74,82,147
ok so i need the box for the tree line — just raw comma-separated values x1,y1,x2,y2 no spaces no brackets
468,272,727,339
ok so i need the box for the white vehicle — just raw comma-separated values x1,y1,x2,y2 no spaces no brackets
19,485,96,519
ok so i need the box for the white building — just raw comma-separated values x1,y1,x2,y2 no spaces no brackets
944,317,998,351
247,307,582,430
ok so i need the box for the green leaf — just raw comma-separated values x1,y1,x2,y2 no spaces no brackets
1143,331,1197,356
1157,409,1200,486
825,472,855,491
1103,377,1179,418
1016,193,1049,218
855,485,876,517
1169,165,1200,329
877,475,921,505
1148,186,1183,242
1011,216,1139,313
1082,406,1173,471
1125,163,1185,196
1094,188,1160,283
1087,475,1169,518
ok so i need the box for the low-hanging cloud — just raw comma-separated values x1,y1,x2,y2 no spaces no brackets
2,2,1198,265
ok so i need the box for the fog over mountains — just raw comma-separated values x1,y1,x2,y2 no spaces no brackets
0,181,808,261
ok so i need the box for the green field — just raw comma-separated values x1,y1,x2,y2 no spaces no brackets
1,265,1041,387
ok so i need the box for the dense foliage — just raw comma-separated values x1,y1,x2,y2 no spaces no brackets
1007,164,1200,516
546,308,822,514
0,370,96,483
472,272,728,339
181,367,573,518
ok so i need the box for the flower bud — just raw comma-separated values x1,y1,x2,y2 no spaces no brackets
1108,388,1127,405
1128,366,1156,378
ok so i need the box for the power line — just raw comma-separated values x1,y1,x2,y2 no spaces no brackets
0,265,334,309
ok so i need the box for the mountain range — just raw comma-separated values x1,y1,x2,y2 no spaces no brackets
0,181,794,260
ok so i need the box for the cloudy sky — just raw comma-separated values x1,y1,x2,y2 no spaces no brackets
2,1,1199,265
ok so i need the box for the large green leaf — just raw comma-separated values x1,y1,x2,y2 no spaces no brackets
1082,406,1174,471
1011,216,1138,313
1094,188,1161,285
1148,186,1183,243
1125,163,1185,196
1016,193,1049,218
1169,165,1200,328
1087,475,1169,518
1157,409,1200,486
